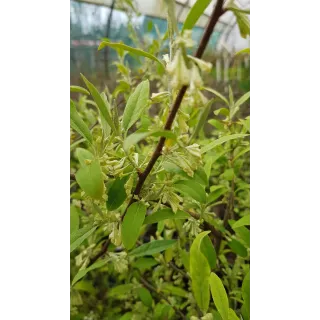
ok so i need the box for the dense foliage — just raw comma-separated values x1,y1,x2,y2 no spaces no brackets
70,1,250,319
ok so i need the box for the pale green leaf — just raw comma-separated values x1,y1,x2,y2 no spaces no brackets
72,259,108,286
203,87,229,106
209,272,229,320
182,0,211,31
200,235,217,270
228,238,247,257
129,240,177,257
235,48,250,56
124,129,176,152
173,180,206,203
75,159,104,200
190,231,211,313
201,134,248,154
98,41,165,69
228,308,240,320
144,208,190,225
122,80,150,134
232,215,250,229
235,91,250,110
70,85,90,95
233,146,250,162
70,100,93,144
70,225,97,253
80,74,115,132
233,10,250,38
76,148,94,167
121,201,146,250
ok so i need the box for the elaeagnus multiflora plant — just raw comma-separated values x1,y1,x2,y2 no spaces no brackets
70,0,250,319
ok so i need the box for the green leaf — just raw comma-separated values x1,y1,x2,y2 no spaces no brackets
233,10,250,38
144,208,190,225
182,0,211,31
190,99,214,141
161,283,188,298
203,87,229,106
233,146,250,162
132,257,159,271
70,85,90,95
173,180,206,203
70,205,79,234
227,6,250,15
136,287,153,307
200,235,217,270
232,215,250,229
235,91,250,110
129,240,177,257
242,271,250,316
207,186,228,205
107,177,129,211
72,259,108,286
190,231,211,313
108,284,134,298
76,148,94,167
124,130,176,152
209,272,229,320
70,225,97,253
235,48,250,56
75,159,104,200
208,119,225,131
70,100,93,144
228,308,240,320
80,74,115,132
180,250,190,272
119,312,133,320
234,226,250,248
121,201,146,250
201,134,248,154
73,281,96,294
214,108,230,117
228,238,247,257
98,41,165,69
122,80,150,134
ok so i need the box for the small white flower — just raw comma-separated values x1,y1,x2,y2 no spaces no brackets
185,144,202,158
188,56,213,73
166,50,190,89
162,54,170,64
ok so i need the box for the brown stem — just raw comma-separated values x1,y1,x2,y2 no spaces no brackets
123,1,226,215
88,239,110,267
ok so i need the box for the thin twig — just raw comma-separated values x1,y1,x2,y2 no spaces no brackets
88,239,111,267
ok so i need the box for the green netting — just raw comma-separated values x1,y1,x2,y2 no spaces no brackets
70,0,222,77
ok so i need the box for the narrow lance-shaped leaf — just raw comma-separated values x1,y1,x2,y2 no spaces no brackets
228,308,240,320
209,272,229,320
98,41,165,70
235,48,250,56
70,100,93,144
123,130,176,152
70,225,97,253
182,0,212,32
129,239,177,257
233,10,250,39
242,271,250,315
190,99,214,142
200,235,217,270
202,87,229,106
121,201,147,250
80,74,116,132
136,287,153,307
72,259,108,286
122,80,150,134
190,231,211,314
232,215,250,229
235,91,250,110
201,134,248,154
75,159,104,200
70,85,90,95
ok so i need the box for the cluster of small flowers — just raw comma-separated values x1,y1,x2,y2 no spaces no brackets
162,30,212,107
